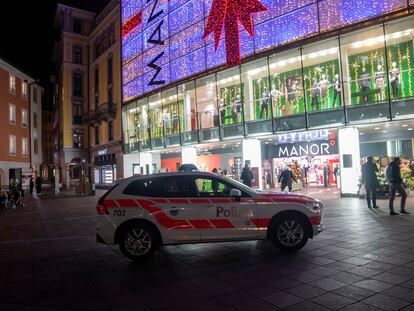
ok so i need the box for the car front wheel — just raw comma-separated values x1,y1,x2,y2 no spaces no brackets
119,223,158,261
271,215,309,252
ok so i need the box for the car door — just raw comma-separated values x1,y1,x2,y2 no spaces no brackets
194,176,258,240
139,176,201,243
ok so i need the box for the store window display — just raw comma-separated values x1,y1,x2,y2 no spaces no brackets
123,103,137,151
178,82,197,134
135,100,149,148
268,49,305,117
148,93,163,141
385,16,414,103
217,68,243,126
196,74,219,130
341,26,389,106
161,88,182,136
302,38,341,112
240,59,271,122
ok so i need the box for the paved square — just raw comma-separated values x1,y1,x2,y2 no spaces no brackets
0,189,413,310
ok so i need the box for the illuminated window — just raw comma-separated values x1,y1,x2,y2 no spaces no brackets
9,135,16,155
72,129,83,148
22,81,28,99
9,104,16,124
22,137,28,156
22,109,28,127
9,75,16,94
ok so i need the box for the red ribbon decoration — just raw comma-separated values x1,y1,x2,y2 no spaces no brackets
204,0,267,66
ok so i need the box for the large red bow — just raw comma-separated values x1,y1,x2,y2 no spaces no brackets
204,0,267,65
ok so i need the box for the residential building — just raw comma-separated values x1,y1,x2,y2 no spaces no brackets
52,4,95,187
52,0,121,188
0,58,34,186
87,0,123,187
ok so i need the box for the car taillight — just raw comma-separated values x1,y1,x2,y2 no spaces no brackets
96,184,118,215
96,200,109,215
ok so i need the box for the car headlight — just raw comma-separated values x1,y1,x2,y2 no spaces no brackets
305,201,323,211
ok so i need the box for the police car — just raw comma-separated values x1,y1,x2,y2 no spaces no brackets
96,172,324,261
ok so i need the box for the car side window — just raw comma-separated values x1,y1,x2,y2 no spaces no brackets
123,178,153,196
157,176,197,198
195,178,245,198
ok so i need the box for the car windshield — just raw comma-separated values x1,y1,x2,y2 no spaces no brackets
219,175,254,192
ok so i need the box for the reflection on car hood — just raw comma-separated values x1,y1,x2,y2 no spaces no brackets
256,190,318,203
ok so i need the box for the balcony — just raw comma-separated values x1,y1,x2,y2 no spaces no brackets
85,110,99,125
97,102,116,121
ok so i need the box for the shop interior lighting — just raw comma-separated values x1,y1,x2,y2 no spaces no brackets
402,124,408,127
408,128,413,131
374,127,380,130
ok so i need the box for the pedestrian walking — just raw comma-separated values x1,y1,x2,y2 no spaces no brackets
361,156,380,209
333,165,339,185
241,164,254,187
36,176,42,195
388,157,410,215
29,177,34,195
323,164,331,187
279,166,297,192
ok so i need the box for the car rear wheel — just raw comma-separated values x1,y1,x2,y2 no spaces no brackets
271,215,309,252
119,223,158,261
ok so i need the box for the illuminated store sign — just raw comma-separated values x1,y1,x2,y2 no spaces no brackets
122,0,410,101
274,139,338,158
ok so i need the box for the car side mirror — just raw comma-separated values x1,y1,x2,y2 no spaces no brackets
230,189,242,201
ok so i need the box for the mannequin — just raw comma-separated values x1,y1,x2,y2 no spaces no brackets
284,77,296,116
389,61,400,99
333,74,341,107
219,98,226,125
172,109,179,133
271,83,282,117
359,68,371,104
311,77,320,111
260,87,270,119
232,95,242,124
161,109,170,135
319,74,331,109
375,64,386,102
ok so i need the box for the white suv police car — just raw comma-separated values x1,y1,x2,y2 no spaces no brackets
96,172,324,261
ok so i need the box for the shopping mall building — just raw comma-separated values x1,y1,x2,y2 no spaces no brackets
120,0,414,195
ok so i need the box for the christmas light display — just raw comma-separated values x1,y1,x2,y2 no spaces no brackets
122,0,410,102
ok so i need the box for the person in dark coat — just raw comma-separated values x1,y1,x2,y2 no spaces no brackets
361,156,379,209
240,164,254,187
29,177,34,195
279,167,297,192
389,157,409,215
35,176,42,195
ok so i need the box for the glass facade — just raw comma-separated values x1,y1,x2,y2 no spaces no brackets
123,16,414,153
122,0,412,101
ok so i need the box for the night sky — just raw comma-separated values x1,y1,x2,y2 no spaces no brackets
0,0,110,87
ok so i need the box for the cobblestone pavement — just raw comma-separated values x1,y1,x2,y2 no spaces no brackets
0,189,414,311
